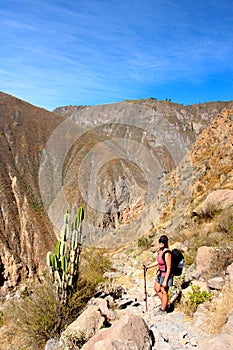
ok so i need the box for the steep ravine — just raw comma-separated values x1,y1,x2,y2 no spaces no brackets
0,92,232,349
0,91,232,294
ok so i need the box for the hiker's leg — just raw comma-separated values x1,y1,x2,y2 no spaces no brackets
154,280,163,302
160,286,169,310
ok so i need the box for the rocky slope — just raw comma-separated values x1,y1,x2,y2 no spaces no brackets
50,107,233,350
0,92,64,293
46,254,233,350
147,108,233,246
0,91,233,349
0,91,232,294
52,99,233,248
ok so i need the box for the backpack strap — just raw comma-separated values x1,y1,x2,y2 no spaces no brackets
161,250,172,272
162,249,171,262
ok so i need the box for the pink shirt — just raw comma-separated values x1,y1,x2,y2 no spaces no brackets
157,254,166,276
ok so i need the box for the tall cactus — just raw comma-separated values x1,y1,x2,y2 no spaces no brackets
46,206,84,304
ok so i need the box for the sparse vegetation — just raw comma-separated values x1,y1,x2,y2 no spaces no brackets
32,198,41,213
3,279,60,349
201,285,233,334
137,235,154,249
2,204,110,350
179,207,233,268
138,236,150,248
196,184,203,192
181,284,212,316
215,207,233,235
0,310,3,327
2,249,111,350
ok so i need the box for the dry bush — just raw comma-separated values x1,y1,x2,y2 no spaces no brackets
179,207,233,267
80,248,111,285
214,207,233,235
2,249,111,350
201,284,233,334
3,278,60,350
67,249,111,311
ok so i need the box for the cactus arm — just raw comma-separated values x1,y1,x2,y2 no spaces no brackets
46,206,84,304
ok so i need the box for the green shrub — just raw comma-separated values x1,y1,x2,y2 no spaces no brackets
138,237,148,247
138,236,153,249
181,284,212,316
0,310,3,327
196,184,203,193
188,285,212,306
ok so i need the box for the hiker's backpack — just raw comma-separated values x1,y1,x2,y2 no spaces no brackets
162,249,185,276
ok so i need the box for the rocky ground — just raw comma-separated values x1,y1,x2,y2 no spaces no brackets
103,248,232,350
43,243,233,350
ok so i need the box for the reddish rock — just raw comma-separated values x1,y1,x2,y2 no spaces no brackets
82,312,152,350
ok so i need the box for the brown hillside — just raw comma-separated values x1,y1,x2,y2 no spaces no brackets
0,92,63,293
0,92,232,293
191,109,233,202
144,108,233,263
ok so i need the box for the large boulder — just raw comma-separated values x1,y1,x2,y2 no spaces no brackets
193,189,233,216
59,305,105,348
207,276,224,290
45,338,59,350
196,246,216,273
194,246,231,279
81,312,152,350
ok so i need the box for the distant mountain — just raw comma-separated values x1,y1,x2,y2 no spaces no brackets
0,91,232,293
53,98,233,246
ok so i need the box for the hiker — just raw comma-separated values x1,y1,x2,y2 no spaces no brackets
144,234,173,314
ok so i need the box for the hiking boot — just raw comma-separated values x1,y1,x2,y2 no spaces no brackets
154,308,166,315
166,303,174,313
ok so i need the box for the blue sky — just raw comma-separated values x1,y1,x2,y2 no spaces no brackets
1,0,233,111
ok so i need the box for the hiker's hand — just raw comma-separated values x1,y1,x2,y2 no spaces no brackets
162,281,167,287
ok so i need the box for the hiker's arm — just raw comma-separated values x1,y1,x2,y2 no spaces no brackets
144,260,158,270
163,252,172,286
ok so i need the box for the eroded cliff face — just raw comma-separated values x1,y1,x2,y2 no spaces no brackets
0,92,63,293
147,108,233,241
0,92,232,293
52,99,233,247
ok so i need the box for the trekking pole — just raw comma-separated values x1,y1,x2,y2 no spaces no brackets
143,265,148,312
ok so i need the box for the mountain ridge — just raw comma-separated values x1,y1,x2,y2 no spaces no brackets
0,91,232,293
